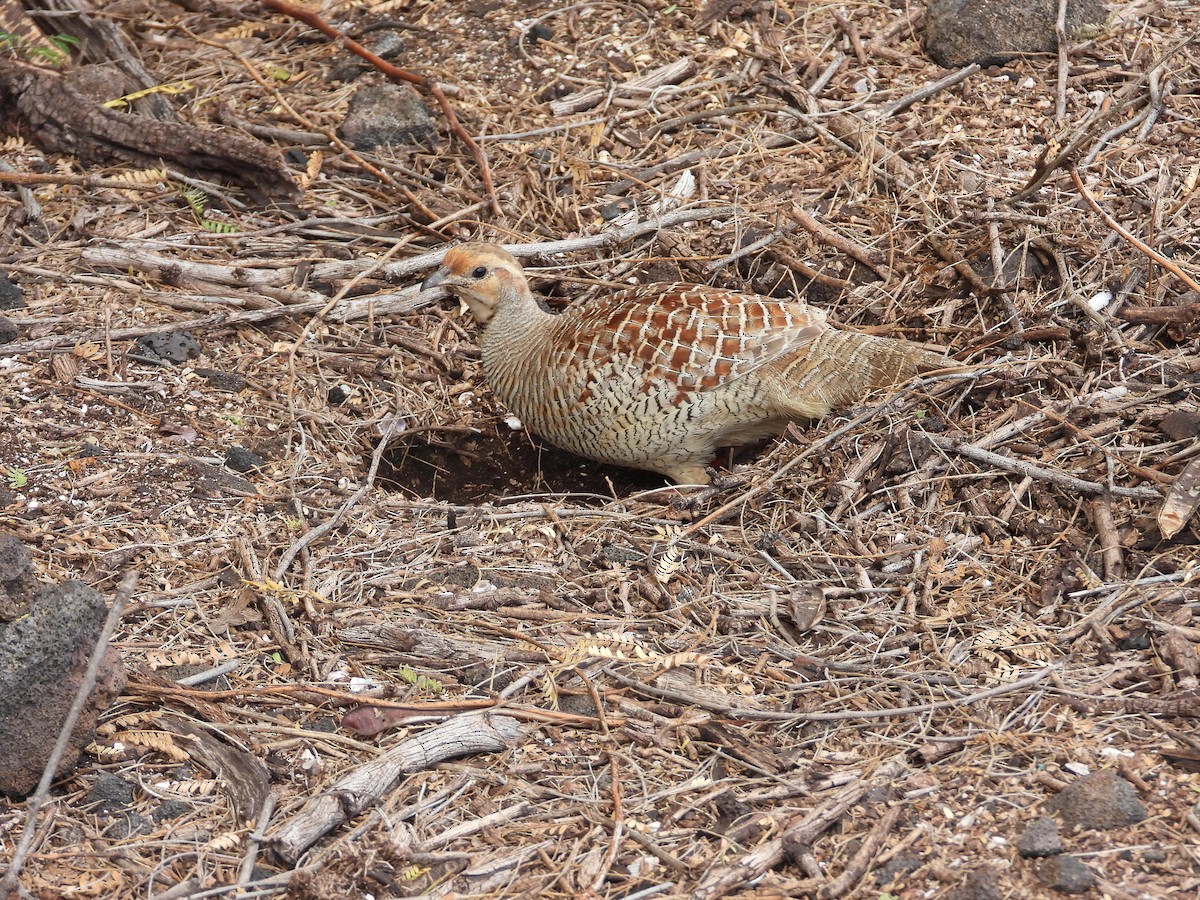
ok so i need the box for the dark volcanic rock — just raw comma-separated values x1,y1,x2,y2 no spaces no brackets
1046,770,1148,831
0,271,23,310
195,368,248,393
1018,816,1063,858
137,330,201,363
339,84,437,150
225,446,267,474
924,0,1108,67
1159,410,1200,442
1034,855,1097,893
0,533,127,796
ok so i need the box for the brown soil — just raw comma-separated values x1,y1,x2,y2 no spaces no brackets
2,0,1199,898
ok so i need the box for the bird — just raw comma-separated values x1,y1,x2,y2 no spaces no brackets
421,243,948,485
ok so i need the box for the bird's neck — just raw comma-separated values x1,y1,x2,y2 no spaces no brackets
480,283,554,352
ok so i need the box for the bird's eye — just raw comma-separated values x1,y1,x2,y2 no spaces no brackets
471,266,488,279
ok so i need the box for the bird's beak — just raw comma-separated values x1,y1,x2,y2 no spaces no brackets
421,268,448,291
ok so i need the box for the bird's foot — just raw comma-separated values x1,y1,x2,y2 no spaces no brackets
668,468,746,515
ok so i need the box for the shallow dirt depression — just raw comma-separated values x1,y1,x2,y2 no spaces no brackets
378,423,671,504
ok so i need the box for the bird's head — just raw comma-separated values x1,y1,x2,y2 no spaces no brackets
421,243,528,326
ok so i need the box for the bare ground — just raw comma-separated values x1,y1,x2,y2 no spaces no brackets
2,0,1200,897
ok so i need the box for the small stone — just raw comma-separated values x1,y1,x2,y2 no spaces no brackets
924,0,1108,68
1018,816,1063,857
0,316,17,344
1142,847,1167,863
137,331,201,363
1046,770,1148,831
0,533,33,585
1159,410,1200,442
195,368,247,393
225,446,267,474
875,852,921,885
338,84,436,150
84,772,137,814
1034,855,1097,893
1115,628,1151,651
945,867,1002,900
0,271,23,310
153,799,191,822
599,200,633,221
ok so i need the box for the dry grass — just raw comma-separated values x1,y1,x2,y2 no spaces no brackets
2,0,1200,897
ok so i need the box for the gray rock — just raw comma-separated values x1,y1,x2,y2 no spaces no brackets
84,771,137,814
945,867,1002,900
0,533,127,796
0,532,33,589
1018,816,1063,857
1034,855,1097,893
924,0,1108,67
0,316,16,344
1159,410,1200,442
195,368,247,393
0,271,23,310
137,330,201,363
1046,770,1148,831
875,852,922,885
225,446,267,474
339,84,437,150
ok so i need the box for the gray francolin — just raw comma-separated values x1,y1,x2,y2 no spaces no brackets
421,243,948,485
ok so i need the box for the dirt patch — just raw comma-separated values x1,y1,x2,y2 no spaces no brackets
379,424,669,503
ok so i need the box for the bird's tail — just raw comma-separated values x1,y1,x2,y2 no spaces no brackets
768,330,949,418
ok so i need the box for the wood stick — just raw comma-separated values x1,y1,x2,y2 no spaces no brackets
924,432,1160,500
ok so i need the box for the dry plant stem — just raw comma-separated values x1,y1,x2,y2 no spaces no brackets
789,206,890,282
0,171,167,192
590,756,624,894
236,791,279,886
1055,0,1069,122
1091,496,1125,580
691,755,907,900
870,63,980,120
923,432,1160,500
614,662,1057,723
0,571,138,900
1070,168,1200,293
257,0,500,215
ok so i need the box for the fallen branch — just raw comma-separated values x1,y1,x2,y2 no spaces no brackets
691,756,907,900
310,204,737,282
550,57,696,116
268,711,523,864
0,59,298,200
924,432,1162,500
